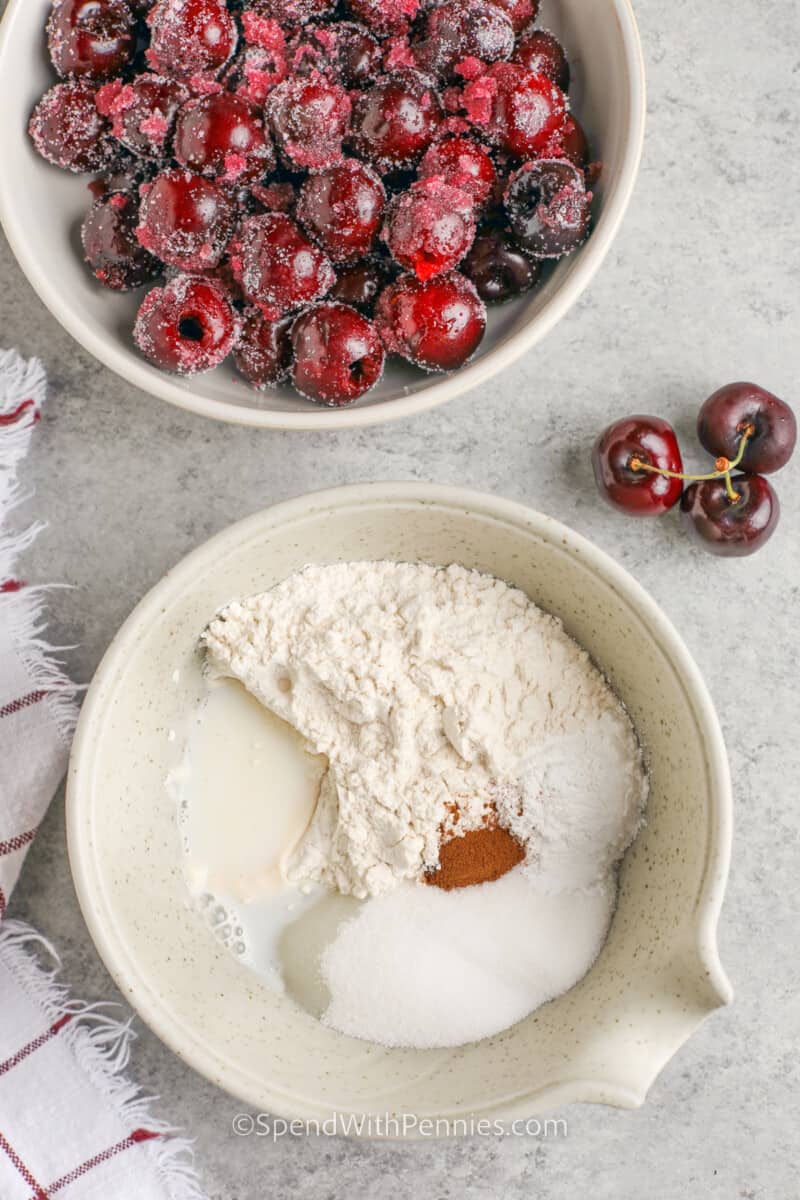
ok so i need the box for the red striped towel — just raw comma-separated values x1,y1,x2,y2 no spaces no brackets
0,350,206,1200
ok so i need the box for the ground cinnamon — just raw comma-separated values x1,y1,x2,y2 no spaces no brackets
425,824,525,891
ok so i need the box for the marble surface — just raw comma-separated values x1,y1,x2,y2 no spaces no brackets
3,0,799,1196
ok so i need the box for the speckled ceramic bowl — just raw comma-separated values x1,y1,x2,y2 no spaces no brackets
0,0,645,430
67,484,732,1129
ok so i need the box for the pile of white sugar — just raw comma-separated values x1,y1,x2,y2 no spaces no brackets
203,560,648,1048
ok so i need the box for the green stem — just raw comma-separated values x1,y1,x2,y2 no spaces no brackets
630,425,753,500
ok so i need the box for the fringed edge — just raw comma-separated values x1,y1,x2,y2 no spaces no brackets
0,920,208,1200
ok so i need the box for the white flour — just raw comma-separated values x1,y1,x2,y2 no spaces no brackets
203,561,647,900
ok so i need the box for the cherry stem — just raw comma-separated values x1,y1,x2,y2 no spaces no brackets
629,424,755,504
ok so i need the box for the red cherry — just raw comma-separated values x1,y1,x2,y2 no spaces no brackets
382,177,477,281
512,30,570,91
134,274,240,374
350,70,443,172
375,271,486,371
174,92,275,183
247,0,332,23
96,74,190,160
47,0,135,80
290,303,385,405
492,0,538,34
592,416,684,516
136,169,236,270
82,191,161,290
462,64,568,159
329,258,395,314
233,308,293,389
417,136,497,208
681,475,780,557
267,72,352,171
346,0,421,38
296,160,386,263
413,0,515,81
697,382,796,475
229,213,335,316
146,0,238,80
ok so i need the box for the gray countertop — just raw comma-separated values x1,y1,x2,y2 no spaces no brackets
3,0,799,1196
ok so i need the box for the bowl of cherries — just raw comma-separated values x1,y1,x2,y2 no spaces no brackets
0,0,645,428
592,383,797,557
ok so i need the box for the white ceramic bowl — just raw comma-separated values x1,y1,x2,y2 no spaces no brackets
67,484,732,1129
0,0,645,430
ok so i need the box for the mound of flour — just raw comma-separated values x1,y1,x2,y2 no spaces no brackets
203,561,647,899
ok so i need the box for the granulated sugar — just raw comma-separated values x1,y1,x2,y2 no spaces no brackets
320,870,616,1048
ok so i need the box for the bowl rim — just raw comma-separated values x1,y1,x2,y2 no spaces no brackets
0,0,646,431
66,482,733,1127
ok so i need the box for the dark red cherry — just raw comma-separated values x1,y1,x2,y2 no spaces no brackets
233,308,293,389
134,274,240,374
247,0,332,23
290,303,385,405
382,177,476,281
374,271,486,371
417,136,497,207
47,0,135,80
95,74,189,159
697,382,797,475
289,21,382,88
146,0,238,80
462,63,568,158
82,191,161,290
329,259,395,314
29,80,117,173
267,72,351,171
346,0,421,38
229,213,335,316
350,71,443,172
174,92,275,183
505,159,591,259
461,227,540,302
492,0,538,34
296,160,386,263
136,169,236,270
592,416,684,516
413,0,514,81
681,475,780,557
512,30,570,91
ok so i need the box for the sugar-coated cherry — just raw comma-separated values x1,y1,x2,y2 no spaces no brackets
346,0,420,38
174,92,274,183
413,0,514,81
350,71,443,172
681,475,780,557
418,136,497,207
289,21,382,88
247,0,333,24
592,416,684,516
96,74,190,159
375,271,486,371
29,80,116,173
268,72,351,171
233,307,293,389
47,0,135,80
329,258,395,313
134,273,240,373
461,227,539,302
137,169,235,270
146,0,238,80
382,177,476,281
82,191,161,290
296,160,386,263
697,382,797,475
512,29,570,91
230,213,335,316
493,0,538,34
462,63,568,158
505,158,591,258
290,302,385,405
546,113,590,169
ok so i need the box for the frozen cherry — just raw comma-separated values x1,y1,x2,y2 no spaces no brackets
346,0,420,38
268,72,351,171
461,227,539,302
681,475,780,557
96,74,189,159
47,0,135,80
290,302,385,405
697,383,797,475
329,258,394,313
82,191,161,290
296,160,386,263
134,273,240,373
505,159,591,258
350,71,443,172
375,271,486,371
546,113,590,169
136,169,236,270
462,63,568,159
382,176,476,280
512,30,570,91
146,0,237,80
414,0,514,81
29,80,116,173
233,307,293,388
592,416,684,516
229,213,335,316
246,0,332,24
224,20,288,106
418,136,497,207
493,0,538,34
174,92,274,183
289,21,382,88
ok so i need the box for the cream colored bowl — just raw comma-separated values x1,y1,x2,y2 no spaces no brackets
67,484,732,1128
0,0,645,430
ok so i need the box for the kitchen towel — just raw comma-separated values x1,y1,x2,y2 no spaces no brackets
0,349,206,1200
